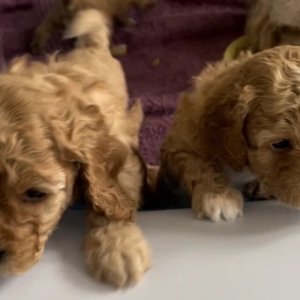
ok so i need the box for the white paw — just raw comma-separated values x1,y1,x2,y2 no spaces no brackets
84,222,151,288
192,188,243,222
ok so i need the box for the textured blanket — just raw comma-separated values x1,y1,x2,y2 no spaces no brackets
0,0,246,165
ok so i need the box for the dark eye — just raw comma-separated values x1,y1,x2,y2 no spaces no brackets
271,139,292,151
24,189,47,202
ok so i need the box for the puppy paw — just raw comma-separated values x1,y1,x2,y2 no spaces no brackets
192,188,243,222
84,221,151,288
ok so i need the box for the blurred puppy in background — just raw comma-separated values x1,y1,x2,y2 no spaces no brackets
246,0,300,51
31,0,154,55
224,0,300,61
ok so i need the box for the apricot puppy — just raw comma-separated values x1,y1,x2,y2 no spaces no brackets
160,46,300,221
0,10,151,287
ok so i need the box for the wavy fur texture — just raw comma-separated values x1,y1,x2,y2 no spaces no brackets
0,10,151,288
160,46,300,222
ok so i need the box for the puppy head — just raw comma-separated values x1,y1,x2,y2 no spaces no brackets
210,46,300,207
0,63,145,275
244,50,300,208
0,98,76,275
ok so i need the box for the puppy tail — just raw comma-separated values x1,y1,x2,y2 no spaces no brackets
64,9,110,50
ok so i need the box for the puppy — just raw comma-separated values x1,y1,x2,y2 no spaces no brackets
0,9,151,287
31,0,154,55
246,0,300,51
159,46,300,222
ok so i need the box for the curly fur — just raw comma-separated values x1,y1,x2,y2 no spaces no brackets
159,46,300,222
0,10,151,287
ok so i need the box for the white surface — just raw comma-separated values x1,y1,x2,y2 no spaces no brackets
2,201,300,300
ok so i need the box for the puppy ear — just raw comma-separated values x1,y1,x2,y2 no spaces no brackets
80,141,136,221
208,85,255,170
52,124,136,221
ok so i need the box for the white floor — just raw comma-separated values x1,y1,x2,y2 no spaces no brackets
1,201,300,300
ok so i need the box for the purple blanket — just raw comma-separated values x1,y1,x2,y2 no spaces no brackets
0,0,246,165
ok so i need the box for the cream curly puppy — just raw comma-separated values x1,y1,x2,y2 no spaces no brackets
0,10,151,288
159,46,300,222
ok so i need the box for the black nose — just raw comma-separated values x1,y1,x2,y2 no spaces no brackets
0,250,6,262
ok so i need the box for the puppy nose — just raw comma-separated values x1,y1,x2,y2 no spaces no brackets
0,250,6,262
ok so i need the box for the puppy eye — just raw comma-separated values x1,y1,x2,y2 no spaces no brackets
24,189,47,202
271,139,292,151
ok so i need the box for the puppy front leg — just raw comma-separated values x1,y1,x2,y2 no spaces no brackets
84,163,137,221
169,152,243,222
84,210,151,288
192,179,243,222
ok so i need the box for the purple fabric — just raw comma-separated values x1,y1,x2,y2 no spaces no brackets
0,0,246,165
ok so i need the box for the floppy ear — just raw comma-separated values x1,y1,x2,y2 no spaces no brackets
124,99,144,147
80,141,136,221
206,85,255,171
50,116,136,221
